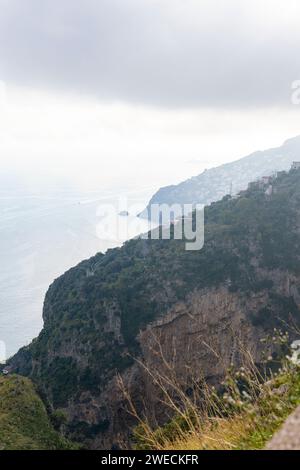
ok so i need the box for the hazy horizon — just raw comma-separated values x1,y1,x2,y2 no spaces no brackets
2,0,300,358
1,1,300,194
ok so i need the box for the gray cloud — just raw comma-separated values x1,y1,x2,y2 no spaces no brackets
0,0,299,108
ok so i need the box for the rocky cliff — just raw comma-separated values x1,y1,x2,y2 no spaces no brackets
11,168,300,449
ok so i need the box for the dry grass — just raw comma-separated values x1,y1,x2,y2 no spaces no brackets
164,416,250,450
119,330,300,450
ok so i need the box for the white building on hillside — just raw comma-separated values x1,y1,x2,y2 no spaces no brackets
291,162,300,170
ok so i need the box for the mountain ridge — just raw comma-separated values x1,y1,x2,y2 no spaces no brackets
11,166,300,449
139,135,300,220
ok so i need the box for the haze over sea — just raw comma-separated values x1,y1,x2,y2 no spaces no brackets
0,183,155,358
1,126,292,359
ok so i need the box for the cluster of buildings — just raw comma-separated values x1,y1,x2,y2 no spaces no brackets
0,363,13,375
247,162,300,195
292,161,300,170
1,365,13,375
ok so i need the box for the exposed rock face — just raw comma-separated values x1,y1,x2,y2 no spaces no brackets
266,405,300,450
11,168,300,448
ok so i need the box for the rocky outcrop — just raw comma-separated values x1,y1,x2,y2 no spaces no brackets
11,168,300,448
267,406,300,450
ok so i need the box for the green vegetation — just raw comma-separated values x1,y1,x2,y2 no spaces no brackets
11,168,300,443
0,375,77,450
237,369,300,450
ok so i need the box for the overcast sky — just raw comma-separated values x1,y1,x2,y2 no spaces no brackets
1,0,300,192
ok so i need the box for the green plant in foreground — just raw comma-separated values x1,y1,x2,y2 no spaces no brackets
0,375,78,450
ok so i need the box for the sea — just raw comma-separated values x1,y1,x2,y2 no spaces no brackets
0,187,155,359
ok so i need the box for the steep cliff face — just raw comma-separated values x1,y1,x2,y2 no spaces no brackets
12,169,300,448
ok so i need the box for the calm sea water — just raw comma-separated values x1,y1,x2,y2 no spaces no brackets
0,189,153,359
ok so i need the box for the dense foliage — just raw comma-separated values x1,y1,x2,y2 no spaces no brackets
0,375,77,449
